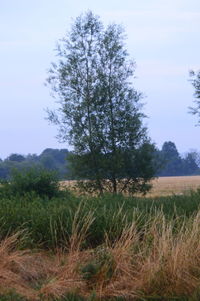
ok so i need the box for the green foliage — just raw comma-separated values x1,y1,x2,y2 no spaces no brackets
7,154,25,162
56,294,86,301
81,247,114,287
0,189,200,249
156,141,199,176
39,148,70,178
47,11,157,194
0,167,60,199
0,292,26,301
158,141,183,176
0,144,199,183
0,148,69,181
0,292,196,301
189,69,200,123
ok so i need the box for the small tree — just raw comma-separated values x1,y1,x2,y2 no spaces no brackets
47,11,157,194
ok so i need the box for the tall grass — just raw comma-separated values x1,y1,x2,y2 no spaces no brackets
0,191,200,250
39,209,200,300
1,208,200,300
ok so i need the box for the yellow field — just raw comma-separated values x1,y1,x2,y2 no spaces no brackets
147,175,200,197
61,176,200,197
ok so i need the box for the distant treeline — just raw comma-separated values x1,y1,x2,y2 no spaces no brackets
0,141,199,180
155,141,200,176
0,148,70,180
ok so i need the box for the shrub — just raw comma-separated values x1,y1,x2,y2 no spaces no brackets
0,167,60,199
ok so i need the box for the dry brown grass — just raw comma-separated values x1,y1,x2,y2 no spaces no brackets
39,206,95,300
0,232,41,299
78,212,200,300
2,209,200,300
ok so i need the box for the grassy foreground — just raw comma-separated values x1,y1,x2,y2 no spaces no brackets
1,190,200,300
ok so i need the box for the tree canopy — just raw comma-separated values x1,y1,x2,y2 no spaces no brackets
156,141,199,177
0,149,69,180
46,11,157,194
189,70,200,123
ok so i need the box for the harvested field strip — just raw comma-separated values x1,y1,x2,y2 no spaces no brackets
148,176,200,197
61,176,200,197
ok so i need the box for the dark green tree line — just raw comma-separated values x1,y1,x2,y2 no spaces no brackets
0,149,69,180
156,141,199,176
0,143,199,180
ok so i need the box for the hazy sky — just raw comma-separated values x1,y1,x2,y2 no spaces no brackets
1,0,200,159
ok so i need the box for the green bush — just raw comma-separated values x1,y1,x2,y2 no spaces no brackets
0,167,60,199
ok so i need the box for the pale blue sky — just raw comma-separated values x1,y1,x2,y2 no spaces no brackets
0,0,200,158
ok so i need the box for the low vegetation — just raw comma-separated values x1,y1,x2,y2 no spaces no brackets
1,207,200,301
0,168,200,300
0,167,60,199
1,185,200,249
